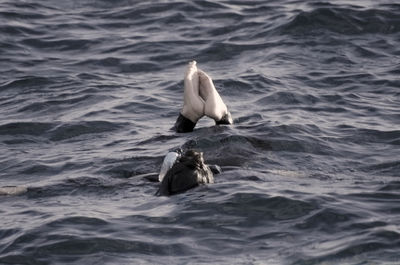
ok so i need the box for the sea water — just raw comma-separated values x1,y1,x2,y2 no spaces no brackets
1,1,399,264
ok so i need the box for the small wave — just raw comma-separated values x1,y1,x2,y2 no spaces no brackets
17,94,100,114
47,216,108,227
0,8,47,21
0,76,54,91
295,241,396,264
295,207,359,232
309,73,373,90
183,192,317,229
0,236,192,264
114,97,169,116
362,160,400,176
281,7,400,35
73,57,162,73
338,127,400,145
19,164,58,175
0,120,124,142
26,176,131,198
48,121,124,142
0,24,43,37
255,91,319,106
0,122,53,136
378,181,400,192
179,125,335,168
21,37,100,52
196,42,273,62
98,156,158,179
348,191,400,202
220,74,283,97
98,1,196,20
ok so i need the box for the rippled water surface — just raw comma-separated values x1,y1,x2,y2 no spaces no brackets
1,0,400,264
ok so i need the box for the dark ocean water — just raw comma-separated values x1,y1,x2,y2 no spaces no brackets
1,0,400,264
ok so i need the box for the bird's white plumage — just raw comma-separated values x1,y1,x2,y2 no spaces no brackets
158,151,180,182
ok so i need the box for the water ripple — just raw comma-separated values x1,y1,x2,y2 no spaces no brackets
1,0,400,264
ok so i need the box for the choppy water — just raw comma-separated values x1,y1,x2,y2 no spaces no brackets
1,0,400,264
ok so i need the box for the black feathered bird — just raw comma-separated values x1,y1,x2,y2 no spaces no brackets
156,150,214,196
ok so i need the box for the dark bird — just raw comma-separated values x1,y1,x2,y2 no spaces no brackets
156,150,214,196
